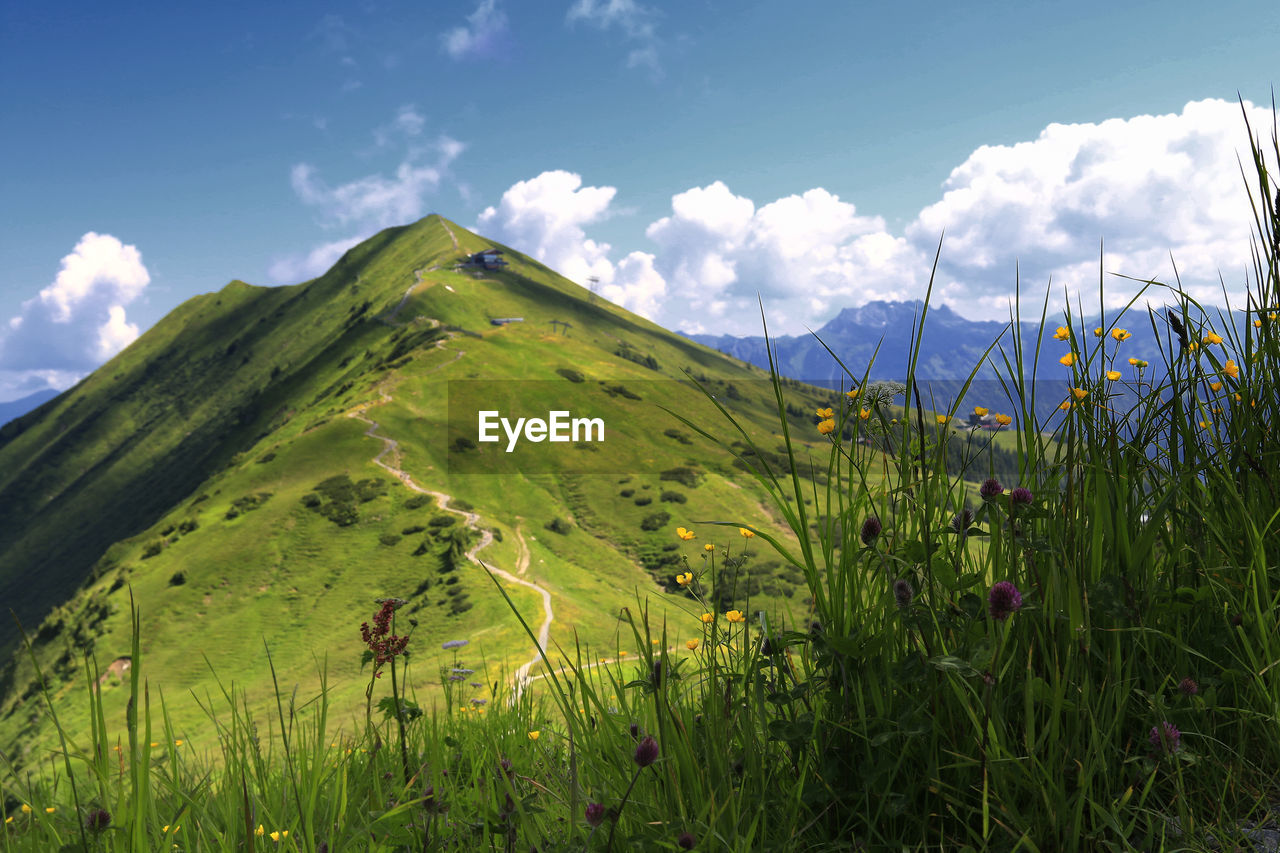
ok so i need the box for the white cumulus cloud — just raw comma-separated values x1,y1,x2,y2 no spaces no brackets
442,0,509,60
907,98,1271,316
1,232,150,400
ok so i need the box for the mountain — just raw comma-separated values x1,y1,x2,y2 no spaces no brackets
0,216,842,769
0,388,59,427
686,298,1251,420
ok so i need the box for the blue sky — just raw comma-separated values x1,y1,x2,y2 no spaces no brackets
1,0,1277,401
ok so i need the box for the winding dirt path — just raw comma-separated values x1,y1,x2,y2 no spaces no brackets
348,405,554,700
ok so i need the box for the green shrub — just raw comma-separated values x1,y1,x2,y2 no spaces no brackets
639,511,670,531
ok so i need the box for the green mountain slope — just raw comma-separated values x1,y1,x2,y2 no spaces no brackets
0,216,845,770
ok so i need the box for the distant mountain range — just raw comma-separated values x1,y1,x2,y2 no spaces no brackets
0,388,59,427
685,298,1247,418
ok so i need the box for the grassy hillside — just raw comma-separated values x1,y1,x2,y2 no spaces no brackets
0,216,876,770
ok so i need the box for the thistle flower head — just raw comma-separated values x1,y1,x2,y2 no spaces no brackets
585,803,606,828
860,516,882,545
85,809,111,832
950,508,975,536
987,581,1023,620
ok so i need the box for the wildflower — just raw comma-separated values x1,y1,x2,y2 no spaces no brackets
46,807,57,814
4,817,12,825
1256,319,1263,328
1112,328,1132,342
1071,387,1088,400
256,825,265,836
1209,381,1223,392
1106,370,1121,381
634,735,660,767
1010,487,1034,505
1223,359,1239,378
1178,677,1199,696
739,527,754,538
817,418,836,435
1094,327,1104,337
585,803,606,828
1059,352,1076,366
1058,400,1073,411
1188,341,1200,353
995,413,1012,426
815,407,834,419
678,831,697,849
619,650,629,656
726,610,745,623
845,387,860,401
1053,326,1070,341
987,581,1023,620
859,407,871,420
676,572,693,586
676,527,696,540
935,414,949,425
893,579,913,609
860,516,882,544
361,600,409,676
441,639,468,650
686,639,699,650
470,697,486,706
270,830,288,841
174,739,183,746
700,613,714,624
85,809,111,832
1204,331,1223,345
528,731,540,741
973,406,988,416
1149,721,1181,754
979,478,1003,501
703,543,714,552
162,824,178,832
1199,420,1210,429
950,508,975,536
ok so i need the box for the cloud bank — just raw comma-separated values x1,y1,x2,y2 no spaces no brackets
1,232,150,400
441,0,510,60
481,98,1271,335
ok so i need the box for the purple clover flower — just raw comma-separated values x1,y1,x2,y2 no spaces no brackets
634,735,660,768
1010,487,1034,506
585,803,606,828
1149,721,1181,753
860,516,882,545
893,579,913,609
987,581,1023,620
980,478,1004,501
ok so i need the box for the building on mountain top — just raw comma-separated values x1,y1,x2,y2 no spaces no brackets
465,249,508,270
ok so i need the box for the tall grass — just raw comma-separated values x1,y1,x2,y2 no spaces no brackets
3,102,1279,851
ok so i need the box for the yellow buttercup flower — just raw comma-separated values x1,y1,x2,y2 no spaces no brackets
1257,319,1264,328
935,415,949,425
1223,360,1239,378
1059,400,1073,411
817,418,836,435
703,543,714,552
815,407,834,419
700,613,715,624
46,808,57,815
1210,381,1223,392
270,830,284,842
973,406,988,416
20,805,31,814
1053,326,1070,340
859,408,871,420
1059,352,1076,366
739,527,754,538
686,639,699,650
1106,370,1121,381
528,731,540,740
676,572,693,586
1112,329,1132,342
1071,387,1088,400
1204,331,1223,345
619,650,628,656
994,414,1012,426
726,610,746,623
1199,420,1210,429
845,387,860,401
256,825,266,837
676,527,695,540
1188,341,1200,352
4,816,12,825
1094,327,1104,337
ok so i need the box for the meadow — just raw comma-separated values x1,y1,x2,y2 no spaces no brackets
2,107,1278,852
